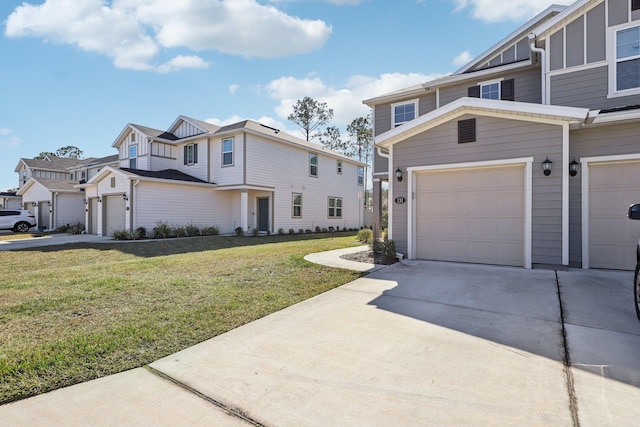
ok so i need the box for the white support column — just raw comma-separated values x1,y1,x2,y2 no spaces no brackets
240,190,249,232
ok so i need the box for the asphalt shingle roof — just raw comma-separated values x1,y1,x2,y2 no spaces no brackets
119,168,211,184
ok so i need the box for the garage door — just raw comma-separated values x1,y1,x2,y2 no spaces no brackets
415,165,525,267
89,198,98,234
104,195,125,236
589,161,640,270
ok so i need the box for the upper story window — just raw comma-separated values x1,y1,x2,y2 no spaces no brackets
391,99,418,127
70,172,75,181
222,138,234,166
309,153,318,177
468,79,514,101
184,143,198,165
481,82,500,99
129,145,137,169
357,167,364,185
131,132,135,142
337,160,342,174
615,25,640,91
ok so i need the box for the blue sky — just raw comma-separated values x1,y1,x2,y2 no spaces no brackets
0,0,572,191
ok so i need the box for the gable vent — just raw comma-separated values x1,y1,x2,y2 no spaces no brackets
458,119,476,144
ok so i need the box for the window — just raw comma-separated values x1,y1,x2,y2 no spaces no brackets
222,138,233,166
392,99,418,127
81,171,86,180
481,82,500,99
357,167,364,185
468,79,514,101
337,160,342,174
129,145,137,169
70,172,75,181
184,143,198,165
328,197,342,218
131,132,135,142
292,193,302,218
110,177,116,188
309,153,318,177
615,25,640,91
458,119,476,143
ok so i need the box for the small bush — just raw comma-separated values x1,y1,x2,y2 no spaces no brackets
185,223,201,237
305,229,313,234
357,228,373,244
69,222,85,235
111,228,132,240
315,226,322,233
289,228,296,235
278,228,285,235
371,238,383,253
173,226,186,238
328,226,335,233
235,227,244,236
135,227,147,239
202,225,219,236
381,239,396,263
298,228,305,235
252,227,259,236
152,221,172,239
321,227,328,233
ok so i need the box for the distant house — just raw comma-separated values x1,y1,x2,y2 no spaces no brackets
0,192,21,210
80,116,365,236
15,155,118,230
365,0,640,270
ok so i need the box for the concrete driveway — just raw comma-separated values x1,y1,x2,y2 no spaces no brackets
1,260,639,426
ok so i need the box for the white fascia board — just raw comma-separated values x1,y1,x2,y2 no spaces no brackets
533,0,599,39
588,109,640,125
375,97,590,148
362,86,428,107
214,184,274,192
15,179,36,196
426,61,533,90
133,177,216,188
456,5,567,74
112,124,135,148
86,166,131,185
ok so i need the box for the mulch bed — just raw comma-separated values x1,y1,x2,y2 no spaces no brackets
340,250,397,265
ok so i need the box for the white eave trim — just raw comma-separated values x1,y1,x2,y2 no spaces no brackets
375,97,591,148
588,109,640,125
363,86,428,107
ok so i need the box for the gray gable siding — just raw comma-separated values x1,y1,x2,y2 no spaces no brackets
609,0,628,26
550,65,640,109
391,115,563,264
568,122,640,266
566,17,585,68
587,4,606,63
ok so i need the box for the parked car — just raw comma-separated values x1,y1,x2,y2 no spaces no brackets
0,209,37,232
627,204,640,321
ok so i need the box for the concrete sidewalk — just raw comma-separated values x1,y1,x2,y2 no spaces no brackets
1,256,639,425
0,233,113,250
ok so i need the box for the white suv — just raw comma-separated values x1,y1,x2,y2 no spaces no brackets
0,209,37,232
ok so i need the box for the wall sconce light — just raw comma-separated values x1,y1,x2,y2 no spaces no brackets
122,194,129,201
542,157,552,176
395,167,403,182
47,201,51,206
83,199,88,205
33,202,38,207
569,158,579,177
97,197,102,203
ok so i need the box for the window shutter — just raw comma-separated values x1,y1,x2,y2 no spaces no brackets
633,0,640,11
193,143,198,164
501,79,515,101
458,119,476,143
184,146,187,165
468,86,480,98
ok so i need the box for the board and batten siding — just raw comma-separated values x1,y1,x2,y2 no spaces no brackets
134,181,234,232
174,121,205,139
568,122,640,266
392,115,564,264
53,193,84,228
211,135,244,186
244,134,363,231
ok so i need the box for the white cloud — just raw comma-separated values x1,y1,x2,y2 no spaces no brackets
452,50,472,67
452,0,574,22
0,129,21,147
229,84,240,95
5,0,332,71
264,72,443,126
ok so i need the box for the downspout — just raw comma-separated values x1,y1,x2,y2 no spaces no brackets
51,192,57,231
133,179,140,231
529,33,547,104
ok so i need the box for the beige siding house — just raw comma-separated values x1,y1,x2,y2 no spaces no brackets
365,0,640,270
82,116,365,236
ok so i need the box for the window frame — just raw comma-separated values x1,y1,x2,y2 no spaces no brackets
222,137,234,166
292,193,302,218
391,99,418,127
129,145,137,169
337,160,342,174
309,153,318,177
357,166,364,186
328,196,343,219
609,23,640,97
478,79,502,100
185,143,196,165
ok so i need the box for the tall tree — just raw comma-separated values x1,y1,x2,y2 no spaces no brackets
287,96,334,141
34,146,83,160
347,115,373,209
319,126,348,153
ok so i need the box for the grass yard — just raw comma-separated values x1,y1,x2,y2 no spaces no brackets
0,233,364,404
0,232,47,242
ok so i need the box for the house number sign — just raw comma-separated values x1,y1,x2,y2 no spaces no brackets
394,196,406,204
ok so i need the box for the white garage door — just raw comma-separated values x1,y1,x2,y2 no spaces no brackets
589,161,640,270
104,195,125,236
415,164,525,267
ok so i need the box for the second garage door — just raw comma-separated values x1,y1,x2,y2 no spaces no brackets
104,195,126,236
415,164,525,267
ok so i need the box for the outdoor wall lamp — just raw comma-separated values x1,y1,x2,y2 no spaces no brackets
97,197,102,203
396,167,403,182
47,201,51,206
569,158,579,177
33,202,38,207
83,199,88,205
123,193,129,201
542,157,552,176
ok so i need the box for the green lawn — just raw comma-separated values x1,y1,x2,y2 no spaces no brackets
0,233,364,404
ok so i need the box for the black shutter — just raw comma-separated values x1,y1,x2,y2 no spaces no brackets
193,143,198,164
184,146,187,165
468,86,480,98
633,0,640,11
458,119,476,144
501,79,515,101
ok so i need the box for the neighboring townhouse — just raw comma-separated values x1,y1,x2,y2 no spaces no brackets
0,192,21,209
15,154,118,230
365,0,640,270
81,116,366,236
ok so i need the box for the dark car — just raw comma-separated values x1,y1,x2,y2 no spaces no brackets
627,204,640,320
0,209,37,232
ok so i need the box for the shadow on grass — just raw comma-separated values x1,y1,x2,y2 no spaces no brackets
18,232,360,258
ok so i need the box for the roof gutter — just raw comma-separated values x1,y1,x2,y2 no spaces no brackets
529,33,547,104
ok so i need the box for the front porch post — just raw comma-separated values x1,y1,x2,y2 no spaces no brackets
240,190,249,232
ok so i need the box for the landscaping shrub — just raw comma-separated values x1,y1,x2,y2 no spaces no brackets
69,222,85,235
252,227,259,236
185,223,201,237
135,227,147,239
278,228,285,235
152,221,172,239
357,228,373,244
381,239,396,263
305,229,313,234
111,228,132,240
315,226,322,233
173,226,186,238
298,228,305,235
321,227,328,233
328,226,335,233
235,227,244,236
201,225,219,236
289,228,296,235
